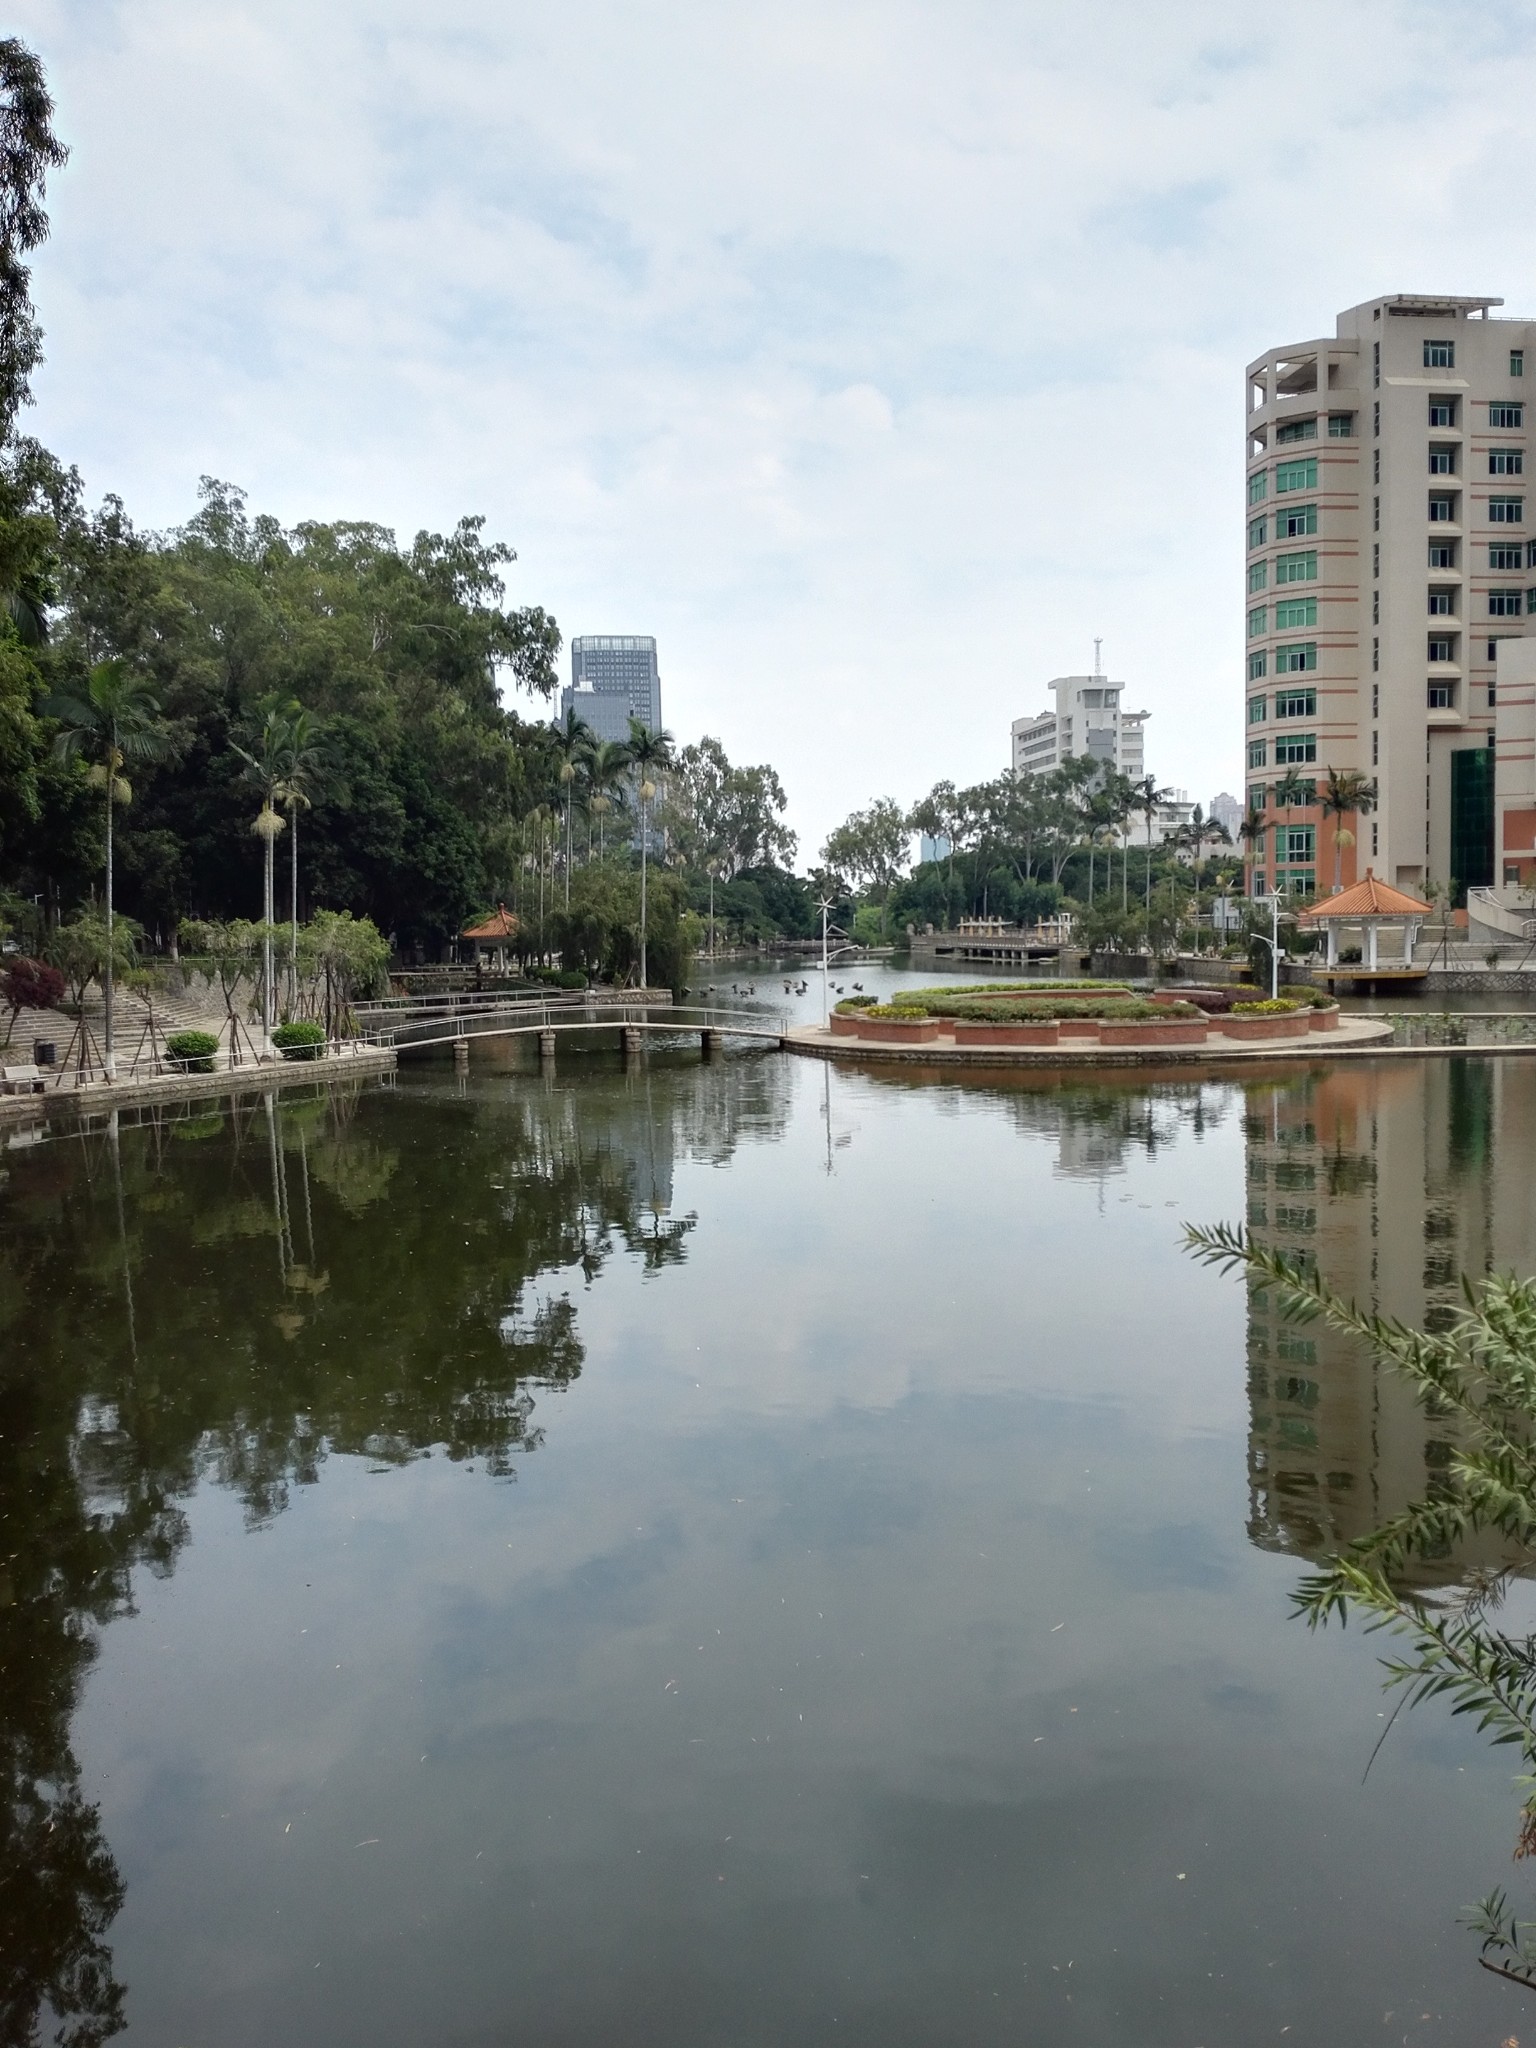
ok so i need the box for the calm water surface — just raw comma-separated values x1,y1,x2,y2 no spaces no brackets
5,1035,1536,2046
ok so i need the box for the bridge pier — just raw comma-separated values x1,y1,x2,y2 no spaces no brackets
622,1026,643,1057
538,1029,557,1061
452,1037,469,1072
701,1028,719,1057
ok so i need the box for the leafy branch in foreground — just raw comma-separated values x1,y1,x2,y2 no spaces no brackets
1186,1220,1536,1980
1466,1887,1536,1988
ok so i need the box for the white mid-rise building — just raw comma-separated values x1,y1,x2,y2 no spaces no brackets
1011,674,1148,783
1245,293,1536,899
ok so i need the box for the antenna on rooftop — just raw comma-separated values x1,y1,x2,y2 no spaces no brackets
1093,637,1103,678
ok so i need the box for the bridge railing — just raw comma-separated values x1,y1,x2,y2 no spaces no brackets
366,999,787,1052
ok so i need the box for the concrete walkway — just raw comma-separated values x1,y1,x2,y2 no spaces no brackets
0,1042,396,1128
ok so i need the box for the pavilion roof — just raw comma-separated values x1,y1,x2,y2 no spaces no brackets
1297,870,1432,922
462,906,520,939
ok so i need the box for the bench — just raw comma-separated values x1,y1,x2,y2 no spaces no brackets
2,1065,45,1094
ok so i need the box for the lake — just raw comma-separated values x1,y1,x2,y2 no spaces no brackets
4,1021,1534,2045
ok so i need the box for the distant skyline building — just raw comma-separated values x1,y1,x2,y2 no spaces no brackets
1211,791,1243,838
559,635,663,743
1011,669,1148,783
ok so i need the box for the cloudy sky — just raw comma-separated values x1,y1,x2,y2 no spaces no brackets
13,0,1536,857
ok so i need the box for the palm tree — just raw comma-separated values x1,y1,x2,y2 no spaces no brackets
554,710,594,907
1237,807,1266,892
1320,766,1378,892
586,738,631,859
231,699,293,1053
273,705,332,1009
1274,766,1308,811
41,659,169,1077
627,718,675,989
1132,775,1174,918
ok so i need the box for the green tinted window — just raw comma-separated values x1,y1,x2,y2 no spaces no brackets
1274,597,1316,629
1274,551,1316,583
1275,689,1316,718
1276,458,1318,493
1274,641,1317,674
1277,504,1317,539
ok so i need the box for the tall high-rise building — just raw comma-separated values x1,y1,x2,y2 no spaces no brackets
1244,294,1532,899
559,635,663,743
1010,673,1148,781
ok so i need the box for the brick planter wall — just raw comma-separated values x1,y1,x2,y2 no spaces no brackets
829,1011,863,1036
951,1019,1063,1047
1308,1006,1341,1032
856,1015,941,1043
1096,1018,1209,1047
1219,1012,1312,1041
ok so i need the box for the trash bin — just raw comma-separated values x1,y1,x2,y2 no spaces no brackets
33,1039,56,1066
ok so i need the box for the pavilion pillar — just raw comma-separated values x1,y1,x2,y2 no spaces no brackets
1326,924,1338,967
1366,924,1379,970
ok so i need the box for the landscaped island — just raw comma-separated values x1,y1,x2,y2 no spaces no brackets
828,981,1344,1050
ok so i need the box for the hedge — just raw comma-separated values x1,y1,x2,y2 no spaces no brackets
1231,998,1300,1016
885,996,1200,1023
899,980,1130,1007
166,1029,219,1073
273,1020,327,1060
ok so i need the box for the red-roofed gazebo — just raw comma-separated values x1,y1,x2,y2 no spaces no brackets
462,905,521,969
1297,870,1431,970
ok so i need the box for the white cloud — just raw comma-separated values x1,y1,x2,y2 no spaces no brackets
14,0,1536,850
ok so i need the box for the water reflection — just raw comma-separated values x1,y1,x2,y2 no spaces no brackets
1242,1059,1536,1569
0,1060,789,2047
6,1049,1536,2044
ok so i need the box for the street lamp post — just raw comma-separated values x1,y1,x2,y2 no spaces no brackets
1251,883,1286,1000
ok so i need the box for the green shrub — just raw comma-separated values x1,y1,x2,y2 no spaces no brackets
833,995,879,1011
900,980,1129,1007
1289,985,1339,1008
166,1029,219,1073
936,995,1196,1023
1231,998,1301,1016
865,1004,932,1020
556,969,588,990
273,1020,327,1060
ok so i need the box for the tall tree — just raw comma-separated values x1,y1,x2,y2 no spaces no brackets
553,708,593,906
820,798,910,901
40,660,169,1075
585,738,630,859
0,39,68,433
231,699,293,1050
1320,767,1378,893
1132,775,1174,916
273,703,332,996
626,719,674,989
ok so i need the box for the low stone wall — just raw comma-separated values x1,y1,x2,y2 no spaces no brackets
0,1045,396,1126
1420,969,1536,993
